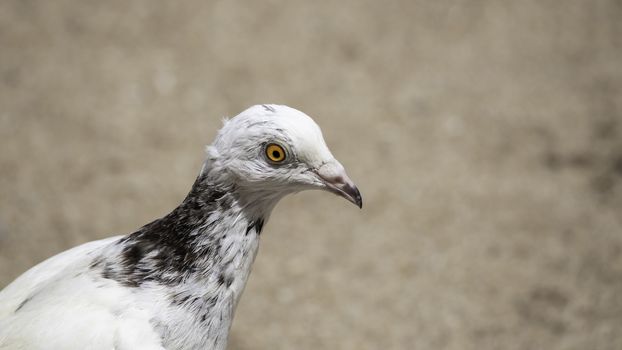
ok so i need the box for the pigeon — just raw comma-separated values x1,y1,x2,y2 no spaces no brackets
0,104,362,350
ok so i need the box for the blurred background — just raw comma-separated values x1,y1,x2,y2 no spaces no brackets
1,1,621,349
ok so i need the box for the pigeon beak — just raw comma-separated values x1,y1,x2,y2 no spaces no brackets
314,161,363,209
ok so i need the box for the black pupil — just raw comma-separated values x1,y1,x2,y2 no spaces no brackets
272,150,281,159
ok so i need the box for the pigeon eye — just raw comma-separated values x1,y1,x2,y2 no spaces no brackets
265,143,286,163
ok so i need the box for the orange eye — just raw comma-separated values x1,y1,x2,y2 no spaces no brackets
265,143,286,163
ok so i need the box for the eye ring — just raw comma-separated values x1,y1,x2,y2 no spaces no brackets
265,143,287,163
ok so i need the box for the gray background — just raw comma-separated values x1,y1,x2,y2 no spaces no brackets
1,1,621,349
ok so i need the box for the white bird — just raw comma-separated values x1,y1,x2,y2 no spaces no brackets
0,104,362,350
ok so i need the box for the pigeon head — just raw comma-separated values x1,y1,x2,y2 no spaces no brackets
204,104,362,208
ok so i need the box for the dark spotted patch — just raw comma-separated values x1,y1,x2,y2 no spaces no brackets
89,256,103,269
168,290,189,305
102,176,230,287
246,219,264,236
206,295,217,308
262,104,276,113
92,173,264,289
218,273,233,288
14,295,33,313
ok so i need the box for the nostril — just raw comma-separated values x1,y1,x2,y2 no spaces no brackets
333,175,345,184
321,174,345,185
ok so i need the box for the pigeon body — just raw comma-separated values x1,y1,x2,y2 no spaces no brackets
0,105,361,350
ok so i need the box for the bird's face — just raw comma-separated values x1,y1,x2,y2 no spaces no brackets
207,105,362,208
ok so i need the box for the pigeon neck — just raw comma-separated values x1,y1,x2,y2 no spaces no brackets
89,171,273,350
106,171,273,289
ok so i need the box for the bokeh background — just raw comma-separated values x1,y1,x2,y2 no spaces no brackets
1,1,621,349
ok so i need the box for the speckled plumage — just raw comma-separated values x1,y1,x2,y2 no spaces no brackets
0,104,361,350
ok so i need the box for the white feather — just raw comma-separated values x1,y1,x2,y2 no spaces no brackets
0,237,167,349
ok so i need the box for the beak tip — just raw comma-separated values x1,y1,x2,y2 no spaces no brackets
313,165,362,209
351,186,363,209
